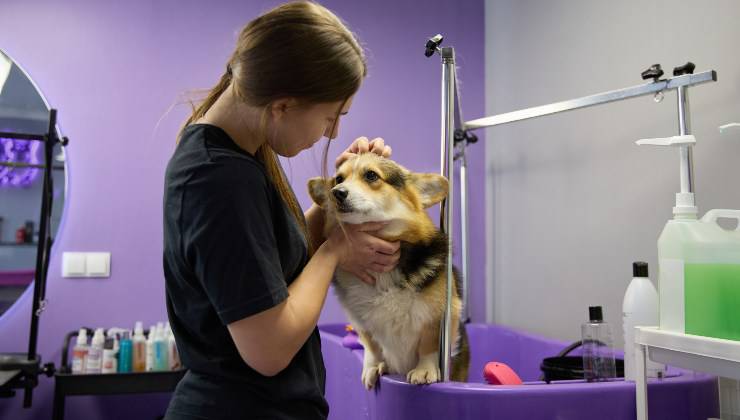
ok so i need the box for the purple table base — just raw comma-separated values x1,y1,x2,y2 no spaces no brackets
320,323,719,420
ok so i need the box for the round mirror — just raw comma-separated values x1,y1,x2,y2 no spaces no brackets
0,49,67,317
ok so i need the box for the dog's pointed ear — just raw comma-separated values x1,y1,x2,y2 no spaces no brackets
308,177,331,207
411,173,448,208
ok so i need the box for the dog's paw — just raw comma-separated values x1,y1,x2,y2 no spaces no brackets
362,362,386,389
407,366,440,385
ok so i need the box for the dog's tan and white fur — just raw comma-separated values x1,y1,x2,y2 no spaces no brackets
308,153,469,389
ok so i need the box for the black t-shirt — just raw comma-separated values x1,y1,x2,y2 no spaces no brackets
162,124,328,420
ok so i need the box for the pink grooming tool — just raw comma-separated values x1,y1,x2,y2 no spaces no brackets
483,362,523,385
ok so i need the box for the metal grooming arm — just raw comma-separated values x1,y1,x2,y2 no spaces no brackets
463,70,715,131
426,32,717,384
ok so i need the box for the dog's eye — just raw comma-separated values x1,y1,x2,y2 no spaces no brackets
364,170,379,183
335,175,344,184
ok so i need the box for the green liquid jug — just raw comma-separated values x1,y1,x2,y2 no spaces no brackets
658,209,740,341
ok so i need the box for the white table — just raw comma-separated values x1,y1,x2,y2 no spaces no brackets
635,326,740,420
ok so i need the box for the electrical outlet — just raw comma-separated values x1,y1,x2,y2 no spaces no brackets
62,252,86,277
86,252,110,277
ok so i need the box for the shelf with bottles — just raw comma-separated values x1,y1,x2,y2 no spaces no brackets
52,322,186,420
62,322,182,376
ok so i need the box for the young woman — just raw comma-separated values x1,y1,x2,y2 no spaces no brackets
162,2,398,419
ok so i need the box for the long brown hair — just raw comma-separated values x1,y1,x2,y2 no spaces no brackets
183,1,366,253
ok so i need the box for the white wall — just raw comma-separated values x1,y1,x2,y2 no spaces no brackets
484,0,740,350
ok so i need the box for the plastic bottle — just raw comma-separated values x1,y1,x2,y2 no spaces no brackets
145,325,156,372
71,328,89,374
622,262,665,380
106,329,121,355
154,325,169,371
118,331,132,373
101,338,118,374
658,209,740,340
85,328,105,374
132,322,147,372
581,306,616,382
166,323,181,370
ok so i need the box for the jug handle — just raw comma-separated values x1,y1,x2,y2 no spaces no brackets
701,209,740,231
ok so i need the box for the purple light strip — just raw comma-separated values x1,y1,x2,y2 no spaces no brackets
0,136,40,187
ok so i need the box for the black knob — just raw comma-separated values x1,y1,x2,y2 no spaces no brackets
425,34,444,57
467,132,478,144
42,362,56,377
332,188,348,203
641,64,664,82
453,129,479,145
673,62,696,76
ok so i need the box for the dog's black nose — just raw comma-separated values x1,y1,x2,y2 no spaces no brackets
332,188,348,203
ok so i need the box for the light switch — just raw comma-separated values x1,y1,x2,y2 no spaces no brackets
62,252,86,277
86,252,111,277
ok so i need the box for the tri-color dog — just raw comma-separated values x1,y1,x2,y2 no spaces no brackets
308,153,469,389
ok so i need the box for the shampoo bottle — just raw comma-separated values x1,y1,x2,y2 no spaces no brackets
71,328,89,374
145,325,156,371
133,321,147,372
118,331,133,373
622,262,665,380
101,338,118,374
85,328,105,374
154,325,169,371
166,323,181,370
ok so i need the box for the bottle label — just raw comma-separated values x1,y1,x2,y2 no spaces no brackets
71,348,87,374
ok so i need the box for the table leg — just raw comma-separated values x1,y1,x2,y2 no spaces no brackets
635,341,648,420
52,385,65,420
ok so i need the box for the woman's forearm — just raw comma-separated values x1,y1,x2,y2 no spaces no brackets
227,240,339,376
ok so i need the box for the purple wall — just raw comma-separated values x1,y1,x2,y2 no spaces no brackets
0,1,484,418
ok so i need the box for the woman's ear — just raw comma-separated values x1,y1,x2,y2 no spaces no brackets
410,173,449,208
270,98,298,121
308,177,331,207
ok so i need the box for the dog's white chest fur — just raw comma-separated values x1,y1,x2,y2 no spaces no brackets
334,268,436,374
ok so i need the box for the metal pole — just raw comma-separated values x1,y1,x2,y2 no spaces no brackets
676,86,694,195
22,109,57,408
439,46,456,382
439,63,448,232
451,59,469,324
27,109,56,362
458,146,470,323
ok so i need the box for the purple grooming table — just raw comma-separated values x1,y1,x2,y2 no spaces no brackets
320,323,718,420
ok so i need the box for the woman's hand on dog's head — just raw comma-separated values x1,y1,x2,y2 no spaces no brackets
324,221,401,285
335,136,392,169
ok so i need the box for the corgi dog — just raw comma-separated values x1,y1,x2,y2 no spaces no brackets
308,153,469,389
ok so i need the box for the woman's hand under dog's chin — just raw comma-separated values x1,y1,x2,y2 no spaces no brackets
335,215,408,243
324,221,401,285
